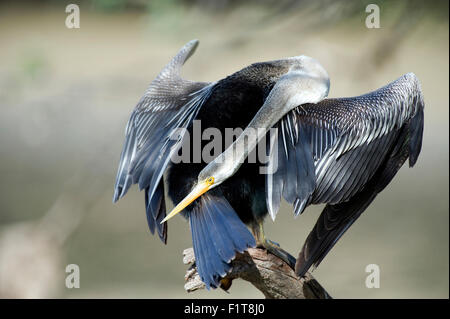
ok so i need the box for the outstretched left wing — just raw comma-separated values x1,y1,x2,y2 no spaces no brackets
113,40,214,243
266,73,424,219
265,73,424,276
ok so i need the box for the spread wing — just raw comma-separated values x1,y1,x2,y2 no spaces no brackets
266,72,424,219
113,40,214,243
265,73,424,276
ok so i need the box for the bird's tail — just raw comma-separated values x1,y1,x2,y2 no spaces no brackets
188,193,256,289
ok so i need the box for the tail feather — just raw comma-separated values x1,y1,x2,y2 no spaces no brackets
195,211,226,284
203,204,237,263
189,194,256,289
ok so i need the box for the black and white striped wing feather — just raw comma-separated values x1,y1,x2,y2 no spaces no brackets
113,40,213,243
266,73,424,219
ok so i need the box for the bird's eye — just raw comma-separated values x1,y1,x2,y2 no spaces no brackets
207,177,214,184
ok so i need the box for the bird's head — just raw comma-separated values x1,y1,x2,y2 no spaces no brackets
161,158,232,223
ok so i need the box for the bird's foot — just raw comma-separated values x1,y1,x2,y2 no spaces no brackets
257,239,296,271
250,222,296,270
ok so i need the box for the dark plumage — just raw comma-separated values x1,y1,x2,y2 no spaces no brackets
114,40,424,289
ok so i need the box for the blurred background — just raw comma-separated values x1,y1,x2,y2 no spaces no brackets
0,0,448,299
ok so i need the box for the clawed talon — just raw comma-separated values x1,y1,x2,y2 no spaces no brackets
251,222,297,271
259,240,297,270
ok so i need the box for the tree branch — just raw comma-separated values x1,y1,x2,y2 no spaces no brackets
183,247,331,299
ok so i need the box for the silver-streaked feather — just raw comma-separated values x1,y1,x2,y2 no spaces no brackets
267,72,424,220
113,40,214,243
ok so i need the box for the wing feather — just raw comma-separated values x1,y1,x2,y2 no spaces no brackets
113,40,214,243
266,73,425,219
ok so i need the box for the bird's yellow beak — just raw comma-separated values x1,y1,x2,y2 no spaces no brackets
161,178,214,223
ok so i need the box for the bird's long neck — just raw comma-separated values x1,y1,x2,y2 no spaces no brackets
205,70,329,181
217,87,291,175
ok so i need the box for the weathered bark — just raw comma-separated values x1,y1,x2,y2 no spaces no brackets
183,247,331,299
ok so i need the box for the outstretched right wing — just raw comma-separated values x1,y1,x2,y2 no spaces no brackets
266,73,424,219
113,40,214,243
265,73,424,276
296,120,417,276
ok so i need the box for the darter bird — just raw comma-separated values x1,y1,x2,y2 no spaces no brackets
113,40,424,289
